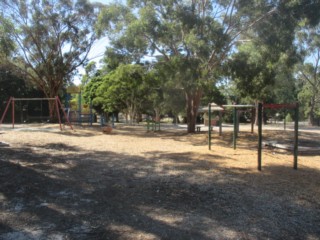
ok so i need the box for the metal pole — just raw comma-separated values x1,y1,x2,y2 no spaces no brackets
233,108,237,149
258,103,263,171
284,110,286,130
294,103,299,170
208,104,212,150
56,96,73,130
0,97,13,125
219,111,222,136
89,101,93,126
78,90,82,124
251,107,255,134
12,98,15,129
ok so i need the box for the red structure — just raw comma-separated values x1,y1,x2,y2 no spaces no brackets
0,96,73,130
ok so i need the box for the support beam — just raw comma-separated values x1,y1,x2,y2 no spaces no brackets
258,103,263,171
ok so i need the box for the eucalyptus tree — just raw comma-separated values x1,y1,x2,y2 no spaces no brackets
96,0,281,132
0,0,98,115
295,22,320,125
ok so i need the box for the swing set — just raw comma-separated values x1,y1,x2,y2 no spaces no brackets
0,96,73,130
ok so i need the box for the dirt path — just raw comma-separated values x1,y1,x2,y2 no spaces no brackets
0,124,319,239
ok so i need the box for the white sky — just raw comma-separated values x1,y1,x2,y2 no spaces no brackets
74,0,113,84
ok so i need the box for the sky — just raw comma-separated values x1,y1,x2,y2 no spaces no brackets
74,0,113,84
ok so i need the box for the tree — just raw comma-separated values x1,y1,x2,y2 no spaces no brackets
95,64,150,124
96,0,280,133
294,21,320,125
0,0,98,115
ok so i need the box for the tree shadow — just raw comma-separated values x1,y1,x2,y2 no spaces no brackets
0,143,320,239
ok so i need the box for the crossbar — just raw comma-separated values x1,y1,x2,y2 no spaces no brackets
11,98,56,101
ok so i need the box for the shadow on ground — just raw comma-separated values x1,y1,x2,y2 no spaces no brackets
0,140,319,239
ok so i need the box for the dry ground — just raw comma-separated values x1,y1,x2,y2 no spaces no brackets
0,123,319,240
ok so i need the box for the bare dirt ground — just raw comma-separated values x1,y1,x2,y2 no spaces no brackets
0,123,319,240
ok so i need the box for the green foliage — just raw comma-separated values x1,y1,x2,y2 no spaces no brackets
295,23,320,125
0,0,98,101
285,113,293,122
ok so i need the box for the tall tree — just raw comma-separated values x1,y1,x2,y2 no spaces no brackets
96,0,280,132
295,21,320,125
94,64,151,124
0,0,98,115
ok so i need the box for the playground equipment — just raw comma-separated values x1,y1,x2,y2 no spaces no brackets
257,103,299,171
207,103,255,150
146,119,160,132
207,102,299,171
66,86,94,125
0,96,73,130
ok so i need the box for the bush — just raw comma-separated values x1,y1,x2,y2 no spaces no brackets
285,113,293,122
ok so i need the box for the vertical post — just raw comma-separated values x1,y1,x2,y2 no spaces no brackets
112,113,115,128
251,107,255,134
208,104,212,150
12,98,15,129
284,110,286,131
219,110,222,136
0,97,13,126
89,101,93,126
233,108,237,149
294,103,299,170
78,90,82,124
258,103,263,171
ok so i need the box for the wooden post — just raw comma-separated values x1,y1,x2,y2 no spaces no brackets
258,103,263,171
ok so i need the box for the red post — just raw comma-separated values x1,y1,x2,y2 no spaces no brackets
56,96,73,130
0,97,13,125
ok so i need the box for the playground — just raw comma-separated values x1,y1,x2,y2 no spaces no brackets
0,123,319,239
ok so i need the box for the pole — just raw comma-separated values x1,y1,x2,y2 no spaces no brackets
56,96,73,130
219,111,222,136
89,101,93,126
258,103,263,171
293,103,299,170
251,107,255,134
0,97,13,125
284,110,286,130
78,90,82,124
12,98,15,129
208,104,212,150
233,108,237,149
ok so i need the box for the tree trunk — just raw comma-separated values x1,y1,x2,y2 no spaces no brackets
154,107,161,122
185,89,202,133
308,97,316,126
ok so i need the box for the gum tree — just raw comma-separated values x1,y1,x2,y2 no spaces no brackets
0,0,98,115
96,0,280,132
